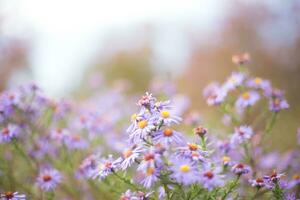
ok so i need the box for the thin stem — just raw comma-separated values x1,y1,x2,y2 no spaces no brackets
222,175,240,200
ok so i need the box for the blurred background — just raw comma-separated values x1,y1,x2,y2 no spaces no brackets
0,0,299,150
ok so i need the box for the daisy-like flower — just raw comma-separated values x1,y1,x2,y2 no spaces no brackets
235,91,260,109
263,170,285,189
37,168,62,191
119,190,153,200
230,125,253,145
92,155,119,180
129,117,155,144
249,177,265,189
78,154,99,178
203,83,227,106
176,143,207,162
269,97,289,112
287,174,300,189
137,148,162,172
0,124,20,143
223,71,246,91
0,191,26,200
137,92,156,109
231,163,251,175
158,109,181,125
221,156,232,167
116,145,144,170
170,157,199,185
138,167,159,188
153,128,185,146
193,125,208,137
247,77,271,91
199,165,224,190
64,133,88,150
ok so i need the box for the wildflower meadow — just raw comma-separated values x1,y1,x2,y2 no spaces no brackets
0,54,299,200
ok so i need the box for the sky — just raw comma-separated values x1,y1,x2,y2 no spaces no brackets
1,0,226,96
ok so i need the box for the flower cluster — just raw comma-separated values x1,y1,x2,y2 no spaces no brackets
0,54,299,200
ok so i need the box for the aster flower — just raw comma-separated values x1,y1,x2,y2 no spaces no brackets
128,117,155,144
235,91,260,109
169,157,199,185
176,143,208,162
269,97,289,112
0,192,26,200
230,125,253,145
37,168,62,191
116,145,144,170
287,174,300,189
78,154,99,178
63,133,88,150
137,148,162,172
193,125,208,138
137,92,156,109
0,124,20,143
247,77,271,91
221,156,233,167
157,109,181,125
138,167,159,188
119,190,153,200
263,170,285,189
153,128,185,146
199,165,224,190
92,155,119,180
231,163,251,175
203,82,227,106
223,71,246,91
249,178,265,189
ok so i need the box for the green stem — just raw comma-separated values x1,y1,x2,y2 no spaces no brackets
222,175,240,200
112,171,141,191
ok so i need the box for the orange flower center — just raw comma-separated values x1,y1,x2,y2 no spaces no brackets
147,167,155,175
4,191,14,198
254,77,262,85
43,175,52,182
188,143,198,151
163,128,173,137
204,171,214,179
242,92,250,100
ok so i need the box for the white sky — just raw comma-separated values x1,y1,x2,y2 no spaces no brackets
1,0,226,96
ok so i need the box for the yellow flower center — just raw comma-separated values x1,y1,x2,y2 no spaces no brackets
242,92,250,100
138,120,148,129
188,143,198,151
222,156,231,163
254,77,262,85
123,150,133,158
147,167,155,175
163,128,173,137
180,165,190,173
160,110,170,118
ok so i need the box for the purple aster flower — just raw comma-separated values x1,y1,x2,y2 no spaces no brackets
153,128,185,146
203,82,227,106
269,97,289,112
247,77,271,91
116,145,144,170
170,157,199,185
137,167,159,188
231,163,251,175
63,133,88,150
287,174,300,189
158,109,182,126
249,178,265,189
0,124,20,143
92,155,119,180
199,165,224,190
176,143,208,162
119,190,153,200
230,125,253,145
223,71,246,91
78,154,99,178
37,168,62,191
284,193,297,200
0,191,26,200
137,148,162,172
235,91,260,109
263,170,284,189
128,117,155,144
